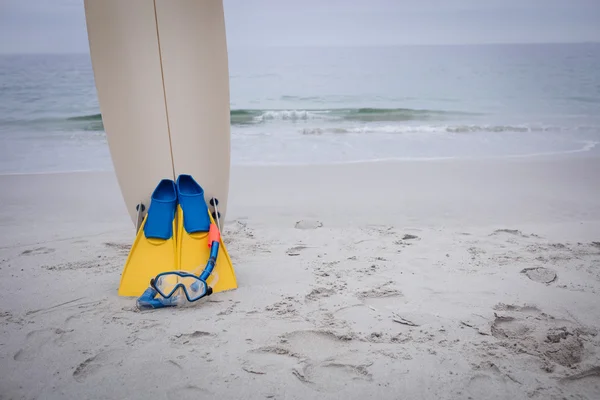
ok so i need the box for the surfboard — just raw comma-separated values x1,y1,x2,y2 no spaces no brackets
83,0,231,228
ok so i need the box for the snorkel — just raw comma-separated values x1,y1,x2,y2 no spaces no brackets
136,198,222,310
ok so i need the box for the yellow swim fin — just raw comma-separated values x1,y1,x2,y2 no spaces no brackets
176,174,237,294
118,179,178,297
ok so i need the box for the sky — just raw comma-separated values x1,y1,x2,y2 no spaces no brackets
0,0,599,53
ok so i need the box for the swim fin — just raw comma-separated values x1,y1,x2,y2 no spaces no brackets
118,179,178,297
176,174,237,294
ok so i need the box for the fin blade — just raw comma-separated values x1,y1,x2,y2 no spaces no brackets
118,216,178,297
178,206,237,293
118,179,178,297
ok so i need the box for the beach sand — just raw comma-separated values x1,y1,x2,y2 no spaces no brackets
1,154,600,399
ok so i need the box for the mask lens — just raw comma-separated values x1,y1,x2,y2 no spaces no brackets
181,276,207,300
153,273,208,301
154,273,180,298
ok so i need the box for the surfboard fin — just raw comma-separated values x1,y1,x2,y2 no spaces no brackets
176,174,237,294
118,179,178,297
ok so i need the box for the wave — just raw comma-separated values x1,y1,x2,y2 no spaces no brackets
57,107,476,129
62,113,104,131
568,96,600,104
229,109,263,124
0,113,105,132
250,110,328,122
300,124,582,135
67,113,102,122
445,125,558,133
336,107,470,122
7,109,595,135
231,107,480,124
251,107,477,123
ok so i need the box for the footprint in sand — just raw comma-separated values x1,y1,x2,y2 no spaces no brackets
393,234,420,248
356,281,403,300
226,220,255,239
13,327,71,362
305,287,335,302
20,247,55,256
240,346,301,376
306,309,353,331
166,385,213,400
217,301,239,316
295,220,323,230
241,329,372,391
490,229,533,238
557,366,600,399
103,242,131,254
286,332,372,390
463,361,520,400
73,350,122,383
1,311,24,326
330,282,408,334
42,259,106,272
243,330,352,369
170,331,217,346
355,281,405,310
333,304,415,344
520,267,557,284
292,358,373,392
490,303,594,369
265,297,299,318
281,330,353,360
286,244,316,256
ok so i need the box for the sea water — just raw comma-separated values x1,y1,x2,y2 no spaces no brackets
1,43,599,174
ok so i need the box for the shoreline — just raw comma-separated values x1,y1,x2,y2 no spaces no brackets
1,153,599,233
1,139,599,177
1,132,599,177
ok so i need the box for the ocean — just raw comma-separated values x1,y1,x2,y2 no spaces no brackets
1,43,599,174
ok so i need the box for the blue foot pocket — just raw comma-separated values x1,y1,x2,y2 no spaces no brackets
143,179,177,240
176,174,210,233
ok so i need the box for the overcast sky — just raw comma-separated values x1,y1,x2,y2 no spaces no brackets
1,0,599,53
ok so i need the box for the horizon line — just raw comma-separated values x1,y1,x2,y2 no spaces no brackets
1,40,599,56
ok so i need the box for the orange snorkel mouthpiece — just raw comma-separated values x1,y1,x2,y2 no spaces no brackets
208,223,220,247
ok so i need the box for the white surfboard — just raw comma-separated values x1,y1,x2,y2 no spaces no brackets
83,0,231,228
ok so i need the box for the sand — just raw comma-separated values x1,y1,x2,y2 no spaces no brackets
1,154,600,399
